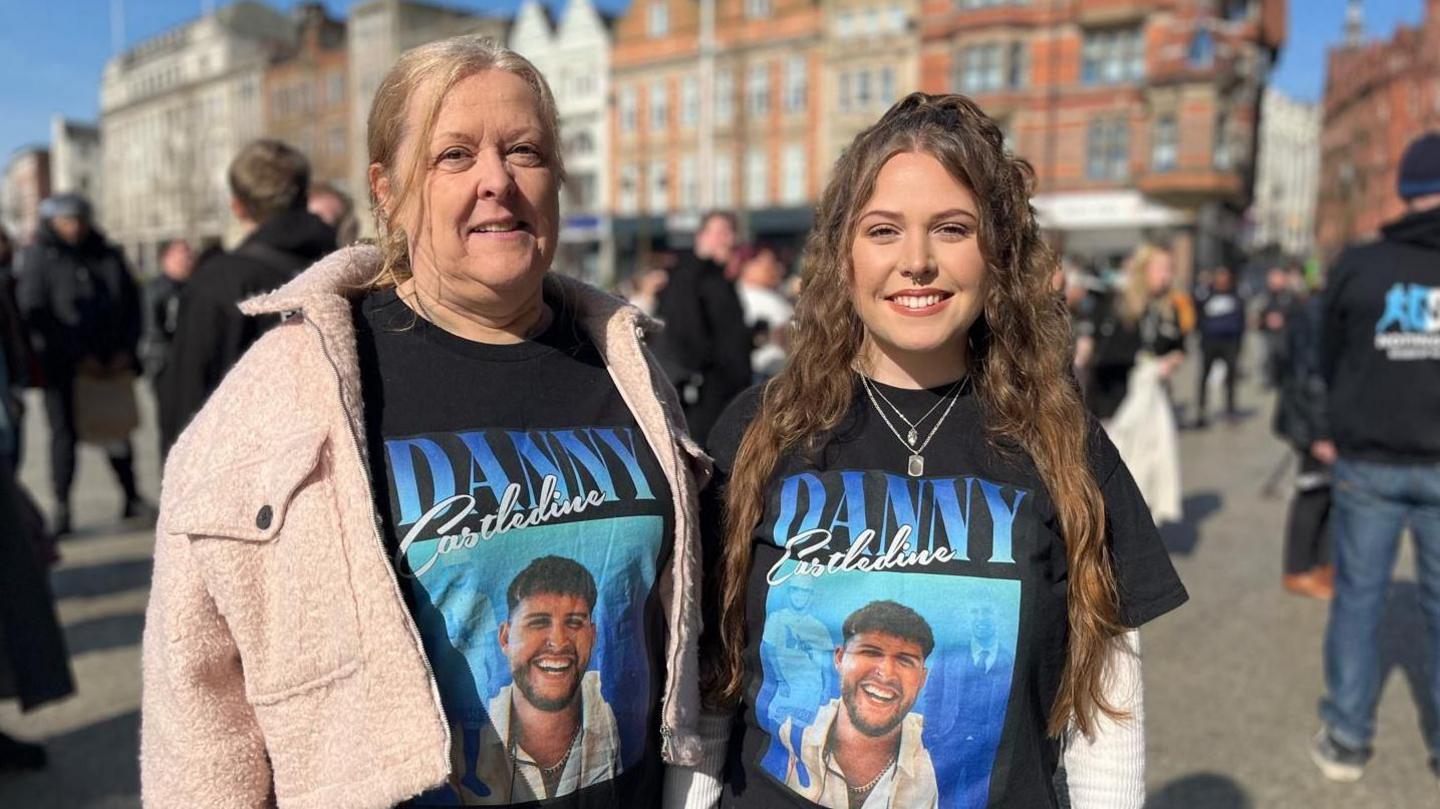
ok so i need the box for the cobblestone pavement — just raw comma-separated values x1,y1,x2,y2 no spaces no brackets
1,366,1436,807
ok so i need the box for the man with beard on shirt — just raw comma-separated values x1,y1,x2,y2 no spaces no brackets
778,600,939,809
472,556,621,803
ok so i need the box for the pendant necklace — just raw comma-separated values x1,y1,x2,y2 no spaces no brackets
866,376,964,447
860,374,969,477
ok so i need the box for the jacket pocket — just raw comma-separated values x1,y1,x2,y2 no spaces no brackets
166,426,366,704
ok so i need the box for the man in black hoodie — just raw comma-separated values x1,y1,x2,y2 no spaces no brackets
158,140,335,455
17,194,144,534
1311,132,1440,784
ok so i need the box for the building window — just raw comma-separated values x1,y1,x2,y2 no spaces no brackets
1081,27,1145,85
1007,42,1029,88
648,2,669,37
327,72,344,106
620,86,637,134
327,125,345,158
1086,117,1129,181
714,154,734,207
745,147,768,207
648,159,667,212
879,66,896,104
781,144,806,204
681,74,700,127
784,56,807,114
748,63,770,119
680,154,700,209
958,43,1004,93
837,11,853,38
1213,110,1232,170
716,69,735,124
620,164,639,213
856,69,872,109
839,71,852,113
1188,30,1215,68
650,79,669,131
1221,0,1251,21
1151,115,1178,172
745,0,772,19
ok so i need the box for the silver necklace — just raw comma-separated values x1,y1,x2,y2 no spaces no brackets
866,377,965,447
511,723,581,776
860,374,968,477
847,755,897,794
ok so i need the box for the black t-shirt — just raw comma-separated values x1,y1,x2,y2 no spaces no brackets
354,286,673,808
703,379,1186,809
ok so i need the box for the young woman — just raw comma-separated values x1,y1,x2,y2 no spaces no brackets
679,94,1187,809
142,37,709,808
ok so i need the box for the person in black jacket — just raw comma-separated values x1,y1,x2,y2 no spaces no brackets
1311,131,1440,783
158,140,335,456
16,194,144,535
652,210,752,444
1271,290,1332,599
1193,265,1246,427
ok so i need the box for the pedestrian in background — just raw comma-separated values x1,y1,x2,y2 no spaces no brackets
1271,281,1333,599
653,210,753,443
0,300,74,771
1193,266,1246,427
140,239,193,463
1310,131,1440,783
0,225,29,461
158,139,336,455
735,244,793,381
1077,244,1191,422
1258,265,1299,388
308,180,359,246
143,37,709,808
16,194,144,536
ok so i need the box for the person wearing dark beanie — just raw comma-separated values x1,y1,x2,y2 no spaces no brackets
1398,132,1440,201
1310,130,1440,784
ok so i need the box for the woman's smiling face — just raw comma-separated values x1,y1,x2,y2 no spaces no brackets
850,150,988,362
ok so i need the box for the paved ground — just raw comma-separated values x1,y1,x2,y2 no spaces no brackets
0,365,1436,807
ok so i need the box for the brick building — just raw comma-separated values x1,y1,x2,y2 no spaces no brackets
919,0,1285,278
610,0,828,267
1316,0,1440,259
263,3,351,195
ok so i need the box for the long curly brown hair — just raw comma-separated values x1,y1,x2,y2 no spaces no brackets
706,93,1125,737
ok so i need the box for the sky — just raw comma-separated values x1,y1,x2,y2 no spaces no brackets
0,0,1429,165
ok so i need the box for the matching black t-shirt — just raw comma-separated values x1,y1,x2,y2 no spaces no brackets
704,379,1187,809
349,283,1187,809
354,287,672,807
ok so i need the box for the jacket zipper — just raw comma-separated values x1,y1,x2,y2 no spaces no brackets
301,316,453,761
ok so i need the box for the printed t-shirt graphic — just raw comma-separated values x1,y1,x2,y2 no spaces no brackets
755,469,1023,809
352,287,673,807
1374,282,1440,360
706,381,1187,809
385,427,662,804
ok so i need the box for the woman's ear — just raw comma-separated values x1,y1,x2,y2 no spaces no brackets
369,163,391,215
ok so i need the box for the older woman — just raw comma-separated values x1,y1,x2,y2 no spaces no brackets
142,38,708,808
679,95,1187,809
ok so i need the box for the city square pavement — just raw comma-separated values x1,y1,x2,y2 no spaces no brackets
1,366,1436,808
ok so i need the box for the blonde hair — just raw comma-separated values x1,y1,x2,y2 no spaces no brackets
1119,243,1171,325
365,36,564,289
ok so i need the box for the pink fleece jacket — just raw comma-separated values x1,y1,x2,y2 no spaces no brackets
141,246,713,809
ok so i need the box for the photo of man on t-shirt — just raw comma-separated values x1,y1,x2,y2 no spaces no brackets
470,556,622,803
777,600,940,809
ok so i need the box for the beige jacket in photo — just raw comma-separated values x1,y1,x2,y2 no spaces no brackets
141,246,713,809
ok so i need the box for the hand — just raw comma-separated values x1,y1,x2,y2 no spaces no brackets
1311,440,1338,465
1265,311,1285,331
1158,351,1185,379
635,269,668,297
